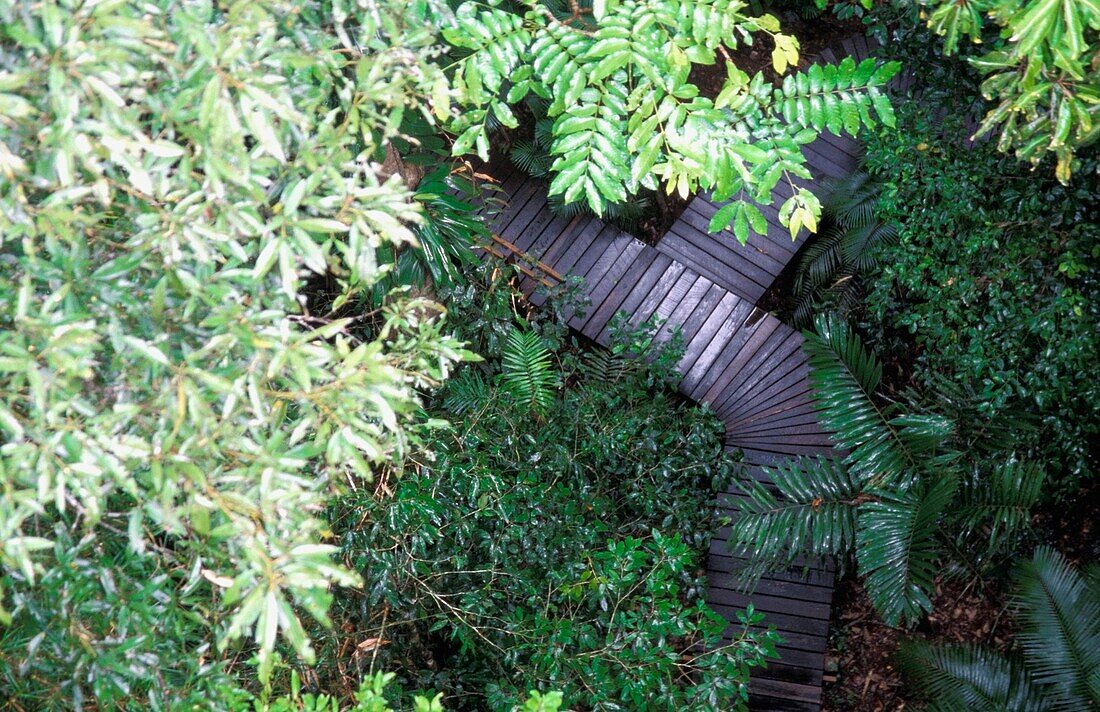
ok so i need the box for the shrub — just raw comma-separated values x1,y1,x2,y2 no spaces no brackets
324,295,778,709
0,0,473,699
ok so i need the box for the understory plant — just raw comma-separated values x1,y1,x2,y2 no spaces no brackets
788,169,896,327
320,279,778,710
862,88,1099,489
896,546,1100,711
0,0,475,701
728,315,1045,627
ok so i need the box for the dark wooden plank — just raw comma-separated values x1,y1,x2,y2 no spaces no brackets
628,261,688,328
656,231,765,302
724,357,811,425
709,588,832,621
709,601,829,640
691,306,765,401
574,239,646,335
704,315,785,409
668,222,775,292
708,570,834,604
499,191,549,242
653,276,711,344
538,214,591,268
713,327,802,417
615,253,674,322
731,410,826,439
728,439,833,458
752,673,822,699
731,386,820,427
681,299,754,395
717,332,807,420
678,292,743,380
676,205,787,275
700,314,781,408
579,249,656,335
553,218,607,276
570,225,624,281
672,283,727,356
661,227,764,293
708,558,835,590
752,662,824,690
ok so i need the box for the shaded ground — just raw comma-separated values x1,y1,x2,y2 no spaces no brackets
822,478,1098,711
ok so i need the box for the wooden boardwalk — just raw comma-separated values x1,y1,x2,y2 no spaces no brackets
464,35,886,712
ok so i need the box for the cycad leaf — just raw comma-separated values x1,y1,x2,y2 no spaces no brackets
727,456,859,573
953,459,1044,552
895,639,1046,712
804,314,909,486
500,329,557,413
856,476,957,627
1014,546,1100,710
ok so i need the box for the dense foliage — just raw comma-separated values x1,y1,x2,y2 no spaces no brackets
443,0,899,241
859,51,1099,487
897,546,1100,711
728,316,1044,627
788,170,896,327
318,271,778,710
816,0,1100,182
0,0,478,699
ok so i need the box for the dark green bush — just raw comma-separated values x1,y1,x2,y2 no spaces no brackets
858,31,1099,490
322,281,778,710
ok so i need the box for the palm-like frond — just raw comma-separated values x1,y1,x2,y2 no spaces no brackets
500,329,557,414
1013,546,1100,710
953,459,1044,555
510,139,552,178
728,456,860,571
804,314,953,489
582,348,629,388
895,639,1046,712
857,476,958,627
790,170,896,326
441,369,492,416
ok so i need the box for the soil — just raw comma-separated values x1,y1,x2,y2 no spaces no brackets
822,576,1015,712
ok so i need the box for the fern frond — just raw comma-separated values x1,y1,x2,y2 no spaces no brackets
583,348,629,388
727,456,860,568
500,329,558,413
857,476,957,627
511,139,552,178
442,369,492,416
953,459,1044,553
804,314,953,489
895,639,1046,712
1014,546,1100,710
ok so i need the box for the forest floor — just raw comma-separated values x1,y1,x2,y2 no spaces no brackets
822,478,1098,711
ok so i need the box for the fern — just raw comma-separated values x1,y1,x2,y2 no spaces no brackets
728,456,859,573
791,170,897,327
897,547,1100,711
952,459,1044,555
442,369,492,416
511,139,552,178
1014,547,1100,710
895,639,1046,712
803,313,955,489
500,329,558,414
583,348,629,388
857,477,958,626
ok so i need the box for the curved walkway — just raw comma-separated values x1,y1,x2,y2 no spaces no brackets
470,35,880,712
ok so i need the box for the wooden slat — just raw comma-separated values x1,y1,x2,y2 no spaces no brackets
678,292,744,380
580,249,656,335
